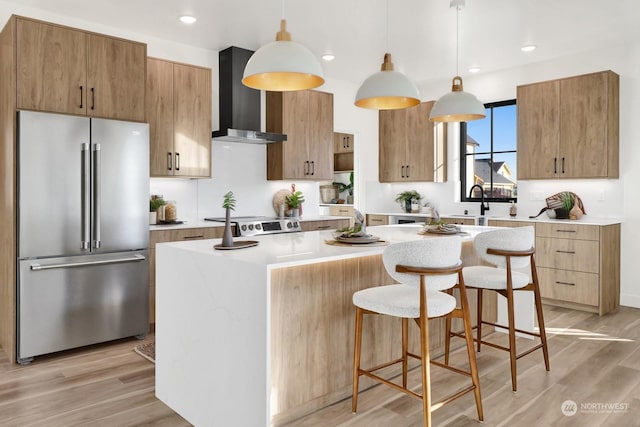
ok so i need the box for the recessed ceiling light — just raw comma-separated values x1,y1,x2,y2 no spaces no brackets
521,45,537,52
321,53,335,61
179,15,197,24
469,67,481,73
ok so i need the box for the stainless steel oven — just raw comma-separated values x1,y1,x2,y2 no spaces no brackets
204,216,302,237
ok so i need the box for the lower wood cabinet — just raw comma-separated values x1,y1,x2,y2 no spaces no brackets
534,222,620,315
439,216,475,226
366,214,389,226
149,227,223,326
300,218,350,232
487,219,620,316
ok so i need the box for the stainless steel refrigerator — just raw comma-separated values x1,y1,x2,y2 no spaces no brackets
17,110,150,364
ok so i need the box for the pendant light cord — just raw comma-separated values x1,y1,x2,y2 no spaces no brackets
281,0,285,20
386,0,389,53
456,3,459,75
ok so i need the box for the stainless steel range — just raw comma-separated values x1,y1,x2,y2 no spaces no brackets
204,216,301,237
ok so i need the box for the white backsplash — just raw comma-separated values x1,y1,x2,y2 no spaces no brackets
150,142,320,221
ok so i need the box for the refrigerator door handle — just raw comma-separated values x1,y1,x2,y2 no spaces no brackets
81,143,91,250
30,254,146,271
92,143,101,249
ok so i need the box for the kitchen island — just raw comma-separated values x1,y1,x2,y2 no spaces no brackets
155,224,497,426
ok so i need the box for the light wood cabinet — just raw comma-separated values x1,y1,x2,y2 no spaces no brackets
333,132,354,172
16,17,146,121
366,214,389,226
266,90,334,180
439,216,475,226
147,58,212,177
149,227,223,326
517,70,619,179
534,222,620,315
333,132,353,154
300,218,350,232
379,101,447,183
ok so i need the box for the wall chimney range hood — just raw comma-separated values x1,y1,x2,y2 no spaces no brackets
212,46,287,144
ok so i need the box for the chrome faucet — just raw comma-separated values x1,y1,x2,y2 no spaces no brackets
469,184,490,216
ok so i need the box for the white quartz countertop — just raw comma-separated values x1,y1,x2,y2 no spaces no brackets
149,215,351,232
157,224,492,268
368,212,621,226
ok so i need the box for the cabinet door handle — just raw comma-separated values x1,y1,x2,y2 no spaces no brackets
304,161,309,175
167,152,172,171
346,137,350,149
555,230,576,233
562,157,565,174
90,87,95,110
555,250,576,254
555,281,575,286
175,152,180,171
79,85,83,108
316,225,331,230
406,165,410,178
310,161,315,175
183,235,204,240
554,157,557,174
401,165,405,178
343,136,347,149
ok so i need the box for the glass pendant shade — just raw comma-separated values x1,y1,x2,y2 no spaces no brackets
429,76,486,122
242,20,324,91
354,53,420,110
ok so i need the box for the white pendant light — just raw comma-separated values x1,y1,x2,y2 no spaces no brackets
242,1,324,92
354,0,420,110
430,0,485,122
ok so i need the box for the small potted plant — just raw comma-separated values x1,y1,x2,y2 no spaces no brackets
555,192,574,219
285,190,305,217
395,190,422,213
221,191,236,247
333,172,354,204
149,195,165,225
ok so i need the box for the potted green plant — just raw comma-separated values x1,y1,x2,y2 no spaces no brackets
333,171,354,204
395,190,422,213
149,195,165,224
221,191,236,247
555,192,574,219
285,190,305,217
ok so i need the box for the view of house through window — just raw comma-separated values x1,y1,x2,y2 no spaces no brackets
460,100,517,202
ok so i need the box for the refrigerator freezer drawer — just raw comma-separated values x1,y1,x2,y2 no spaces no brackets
18,251,149,362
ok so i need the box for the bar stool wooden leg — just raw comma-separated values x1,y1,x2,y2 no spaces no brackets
458,272,484,421
476,289,483,352
531,257,550,372
402,317,409,388
506,285,518,392
419,281,432,427
444,316,452,365
352,307,363,413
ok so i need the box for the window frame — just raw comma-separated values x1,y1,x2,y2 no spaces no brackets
460,99,517,204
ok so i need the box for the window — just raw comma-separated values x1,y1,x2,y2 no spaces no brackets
460,99,517,203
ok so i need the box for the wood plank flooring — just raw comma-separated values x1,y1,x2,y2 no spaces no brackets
1,305,639,426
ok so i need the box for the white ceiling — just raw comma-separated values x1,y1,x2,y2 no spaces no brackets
4,0,639,85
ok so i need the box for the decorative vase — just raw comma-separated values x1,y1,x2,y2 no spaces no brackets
290,207,299,217
554,208,569,219
404,200,412,213
149,211,157,225
222,207,234,247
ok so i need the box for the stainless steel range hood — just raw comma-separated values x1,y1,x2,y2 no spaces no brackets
212,46,287,144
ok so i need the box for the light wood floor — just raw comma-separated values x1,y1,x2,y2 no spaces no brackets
1,305,639,426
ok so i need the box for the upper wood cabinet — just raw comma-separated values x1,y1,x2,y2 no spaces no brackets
333,132,353,154
379,101,447,183
333,132,354,172
517,70,619,179
146,58,212,178
15,17,146,122
266,90,334,180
